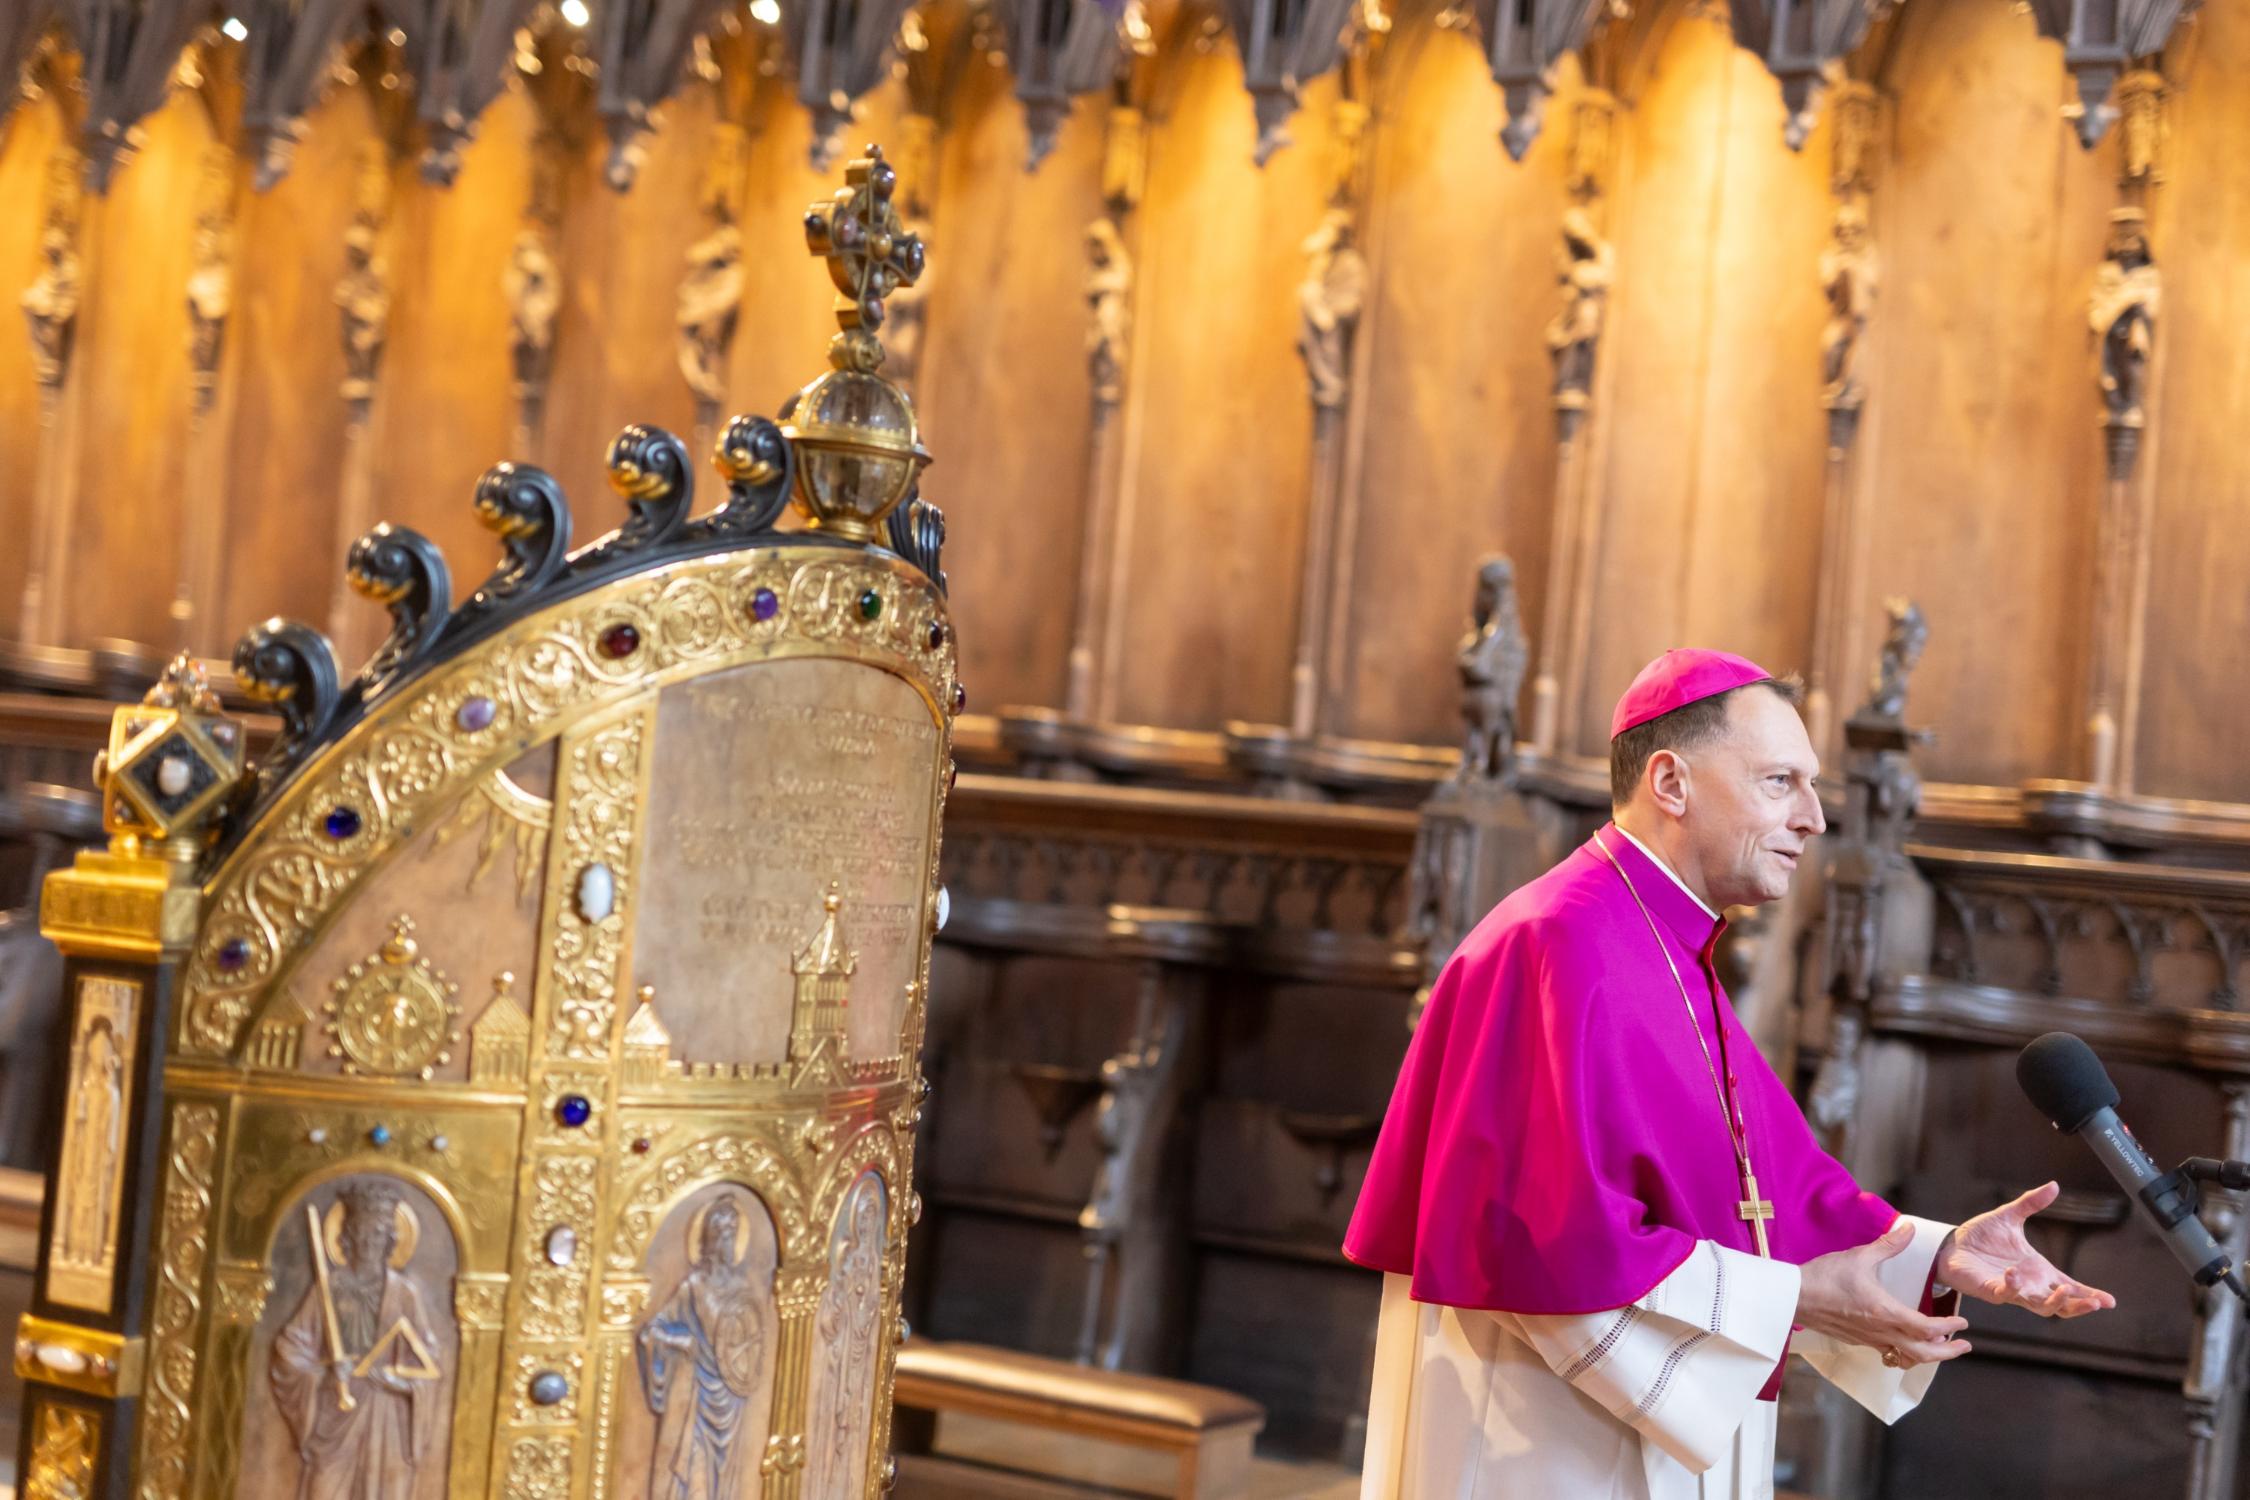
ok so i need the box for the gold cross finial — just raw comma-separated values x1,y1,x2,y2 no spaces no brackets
802,144,926,372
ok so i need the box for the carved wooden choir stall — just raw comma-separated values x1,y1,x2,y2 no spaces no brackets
12,0,2250,1496
9,148,960,1500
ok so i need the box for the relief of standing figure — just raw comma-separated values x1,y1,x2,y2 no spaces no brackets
638,1192,771,1500
269,1180,443,1500
806,1176,886,1496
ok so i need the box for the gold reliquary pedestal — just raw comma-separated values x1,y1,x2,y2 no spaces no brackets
18,146,958,1500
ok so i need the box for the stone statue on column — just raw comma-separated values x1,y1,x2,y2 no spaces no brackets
335,223,391,416
1086,217,1132,409
677,225,744,425
1808,599,1934,1145
1454,557,1528,787
2090,207,2160,480
504,229,560,435
1819,200,1877,421
1295,207,1365,412
22,225,80,395
1405,556,1562,1030
1546,206,1613,420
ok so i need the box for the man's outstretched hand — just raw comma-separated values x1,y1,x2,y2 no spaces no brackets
1936,1181,2118,1318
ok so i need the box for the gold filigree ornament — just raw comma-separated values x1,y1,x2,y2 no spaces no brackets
323,916,462,1079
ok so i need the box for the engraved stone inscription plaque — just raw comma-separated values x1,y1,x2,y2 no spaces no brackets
632,659,941,1068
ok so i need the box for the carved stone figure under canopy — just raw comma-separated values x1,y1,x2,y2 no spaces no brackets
1545,206,1613,406
2090,208,2160,430
1085,217,1133,407
638,1191,773,1500
504,229,561,402
678,224,745,410
335,224,390,408
269,1179,444,1500
22,225,80,392
1820,200,1877,413
1296,207,1366,411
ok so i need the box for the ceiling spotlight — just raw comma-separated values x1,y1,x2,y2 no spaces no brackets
560,0,590,26
222,15,248,39
750,0,780,22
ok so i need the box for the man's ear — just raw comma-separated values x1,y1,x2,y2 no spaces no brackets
1646,748,1690,817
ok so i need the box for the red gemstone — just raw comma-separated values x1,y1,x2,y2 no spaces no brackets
601,623,641,658
631,1137,651,1155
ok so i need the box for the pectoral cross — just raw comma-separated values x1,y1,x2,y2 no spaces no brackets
1738,1168,1775,1259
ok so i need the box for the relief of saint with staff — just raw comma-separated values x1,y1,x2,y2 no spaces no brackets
269,1179,443,1500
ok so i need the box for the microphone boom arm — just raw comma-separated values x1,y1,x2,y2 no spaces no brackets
2141,1157,2250,1304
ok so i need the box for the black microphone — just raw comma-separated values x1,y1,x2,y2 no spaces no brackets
2017,1031,2241,1295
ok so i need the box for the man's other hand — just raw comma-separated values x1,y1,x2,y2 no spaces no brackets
1797,1219,1973,1367
1937,1181,2117,1319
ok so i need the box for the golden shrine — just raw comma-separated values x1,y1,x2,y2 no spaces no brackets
14,145,956,1500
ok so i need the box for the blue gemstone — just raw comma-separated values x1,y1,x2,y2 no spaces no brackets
751,587,780,622
369,1124,392,1146
556,1095,592,1128
325,806,362,839
530,1371,568,1406
217,939,250,973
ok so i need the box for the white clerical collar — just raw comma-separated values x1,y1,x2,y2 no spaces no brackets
1612,826,1720,921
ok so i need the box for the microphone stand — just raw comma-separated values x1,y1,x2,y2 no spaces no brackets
2143,1157,2250,1304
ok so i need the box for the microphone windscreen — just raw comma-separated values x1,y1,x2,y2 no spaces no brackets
2018,1031,2120,1133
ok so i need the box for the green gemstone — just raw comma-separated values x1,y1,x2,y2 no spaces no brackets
858,589,883,621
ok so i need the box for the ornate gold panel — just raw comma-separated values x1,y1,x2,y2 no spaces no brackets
65,147,954,1500
23,1398,100,1500
48,975,141,1313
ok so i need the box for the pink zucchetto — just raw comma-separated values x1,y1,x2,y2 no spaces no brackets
1609,648,1773,739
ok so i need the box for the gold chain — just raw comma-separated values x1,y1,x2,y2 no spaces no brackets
1592,833,1753,1182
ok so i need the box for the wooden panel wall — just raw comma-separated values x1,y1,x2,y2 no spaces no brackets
370,90,540,639
1333,25,1565,748
919,63,1107,715
65,89,212,650
215,85,373,639
2139,0,2250,805
1575,8,1832,757
543,83,716,509
1105,40,1329,731
5,0,2250,814
1850,0,2114,789
0,97,63,636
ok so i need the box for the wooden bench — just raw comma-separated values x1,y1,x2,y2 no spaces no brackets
892,1340,1266,1499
